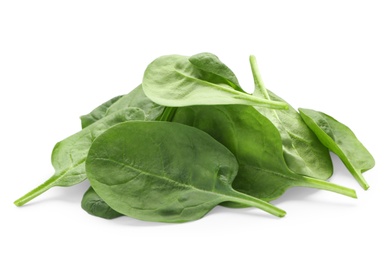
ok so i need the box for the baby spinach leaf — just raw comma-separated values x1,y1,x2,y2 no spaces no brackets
249,55,333,180
299,108,375,190
80,84,165,128
142,54,288,109
172,105,356,203
86,121,286,223
105,85,165,120
188,52,244,91
14,107,146,206
81,186,122,219
80,95,123,128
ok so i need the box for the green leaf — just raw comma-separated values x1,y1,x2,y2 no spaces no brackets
81,186,122,219
142,54,288,109
172,105,356,202
189,52,243,91
106,85,164,120
299,108,375,190
14,107,146,206
86,121,286,223
249,55,333,180
80,95,123,129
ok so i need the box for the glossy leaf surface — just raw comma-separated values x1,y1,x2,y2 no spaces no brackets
172,105,356,202
86,121,286,223
142,54,288,109
14,107,146,206
299,108,375,190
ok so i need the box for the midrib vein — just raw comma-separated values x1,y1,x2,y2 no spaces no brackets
92,157,235,200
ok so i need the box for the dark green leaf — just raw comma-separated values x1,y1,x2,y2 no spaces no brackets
80,95,123,129
81,186,122,219
172,105,356,203
86,121,286,223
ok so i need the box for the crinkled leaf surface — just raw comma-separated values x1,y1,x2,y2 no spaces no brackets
142,54,287,109
105,85,164,120
80,85,165,126
81,186,122,219
299,108,375,190
14,107,146,206
80,95,123,128
86,121,286,223
172,105,356,203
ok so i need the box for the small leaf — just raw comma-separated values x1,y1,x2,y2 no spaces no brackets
189,52,243,91
105,85,164,120
81,186,122,219
14,107,146,206
299,108,375,190
80,95,123,129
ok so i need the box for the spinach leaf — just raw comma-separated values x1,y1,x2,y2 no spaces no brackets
188,52,244,91
171,105,356,203
81,186,122,219
86,121,286,223
80,95,123,128
14,107,146,206
299,108,375,190
80,85,164,129
249,55,333,180
105,85,165,120
142,54,288,109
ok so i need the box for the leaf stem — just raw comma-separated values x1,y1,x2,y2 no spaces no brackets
14,175,57,206
236,93,288,110
249,55,270,99
351,169,369,190
228,190,286,217
158,107,178,122
299,176,357,198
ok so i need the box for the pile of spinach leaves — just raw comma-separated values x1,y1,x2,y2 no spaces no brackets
14,53,375,223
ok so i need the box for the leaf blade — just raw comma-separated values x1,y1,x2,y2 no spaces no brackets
142,54,288,109
86,121,285,222
299,108,375,190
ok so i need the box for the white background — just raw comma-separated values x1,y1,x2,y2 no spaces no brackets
1,1,389,259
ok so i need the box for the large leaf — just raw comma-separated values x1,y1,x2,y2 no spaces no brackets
86,121,286,223
142,54,288,109
172,105,356,203
14,107,146,206
299,108,375,190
